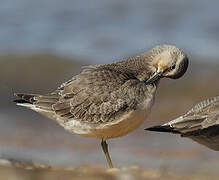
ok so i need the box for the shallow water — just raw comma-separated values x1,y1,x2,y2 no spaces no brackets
1,0,219,63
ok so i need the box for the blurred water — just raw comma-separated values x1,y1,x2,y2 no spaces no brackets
1,0,219,63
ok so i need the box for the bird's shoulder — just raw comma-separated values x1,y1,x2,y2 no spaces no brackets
57,64,138,97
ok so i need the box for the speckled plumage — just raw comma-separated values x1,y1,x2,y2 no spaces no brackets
14,61,158,139
14,44,188,167
14,45,187,136
146,96,219,150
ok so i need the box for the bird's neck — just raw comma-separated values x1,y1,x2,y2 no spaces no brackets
102,53,155,81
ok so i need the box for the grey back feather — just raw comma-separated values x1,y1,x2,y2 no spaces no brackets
168,96,219,134
185,96,219,117
52,67,152,124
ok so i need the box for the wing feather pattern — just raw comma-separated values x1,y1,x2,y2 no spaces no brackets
166,96,219,134
52,67,147,124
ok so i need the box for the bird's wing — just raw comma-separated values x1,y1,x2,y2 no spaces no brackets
52,66,147,124
166,96,219,134
146,96,219,151
184,96,219,117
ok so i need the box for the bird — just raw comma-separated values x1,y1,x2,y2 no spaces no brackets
14,45,188,168
146,96,219,151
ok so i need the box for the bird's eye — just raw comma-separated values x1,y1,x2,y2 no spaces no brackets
170,64,176,70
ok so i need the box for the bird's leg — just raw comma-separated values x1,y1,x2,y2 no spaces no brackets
101,139,113,168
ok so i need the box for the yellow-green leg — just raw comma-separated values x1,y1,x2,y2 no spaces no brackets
101,139,113,168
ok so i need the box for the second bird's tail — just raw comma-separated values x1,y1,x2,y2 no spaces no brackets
145,125,180,134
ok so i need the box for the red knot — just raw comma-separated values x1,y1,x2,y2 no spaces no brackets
14,44,188,168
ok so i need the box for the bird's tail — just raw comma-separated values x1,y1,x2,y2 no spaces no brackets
14,93,36,107
13,93,59,111
145,125,180,134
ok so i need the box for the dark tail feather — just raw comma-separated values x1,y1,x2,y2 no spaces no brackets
14,93,59,111
13,93,35,104
13,99,32,104
145,125,180,134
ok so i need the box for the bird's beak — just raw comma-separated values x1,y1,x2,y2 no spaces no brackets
145,71,163,85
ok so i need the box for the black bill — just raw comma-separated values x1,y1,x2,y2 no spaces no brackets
144,72,163,85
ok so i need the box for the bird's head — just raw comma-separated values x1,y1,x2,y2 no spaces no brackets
145,45,189,85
